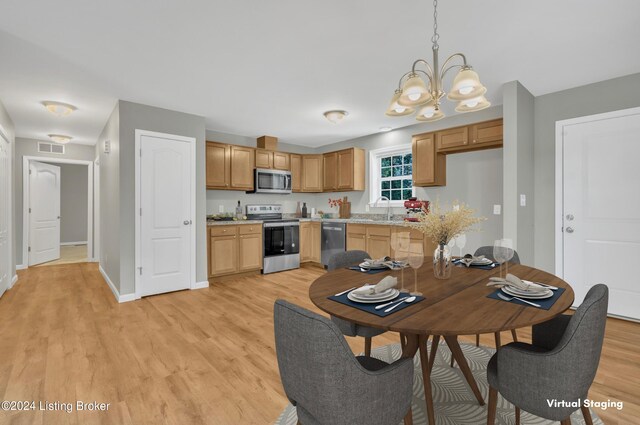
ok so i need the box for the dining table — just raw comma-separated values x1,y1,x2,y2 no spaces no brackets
309,258,575,425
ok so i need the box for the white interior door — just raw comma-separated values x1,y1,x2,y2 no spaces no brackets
0,134,10,297
139,133,193,296
29,161,61,266
562,111,640,319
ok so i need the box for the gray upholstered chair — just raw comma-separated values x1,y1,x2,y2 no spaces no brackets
487,284,608,425
274,300,414,425
327,250,386,356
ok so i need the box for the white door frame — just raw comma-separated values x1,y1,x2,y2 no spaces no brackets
134,129,196,299
0,124,12,290
22,156,94,267
554,106,640,278
93,157,100,262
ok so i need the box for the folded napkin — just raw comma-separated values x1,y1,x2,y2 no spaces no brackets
352,276,398,296
458,254,487,267
487,273,547,292
363,256,391,266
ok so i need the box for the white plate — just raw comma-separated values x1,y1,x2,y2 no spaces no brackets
350,288,397,300
348,290,399,304
501,286,553,300
471,258,493,265
359,262,388,270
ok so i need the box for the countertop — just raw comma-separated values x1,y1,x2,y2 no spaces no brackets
207,218,416,227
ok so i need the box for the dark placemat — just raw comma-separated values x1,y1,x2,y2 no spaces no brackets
328,291,425,317
453,259,499,270
487,287,566,310
347,266,388,275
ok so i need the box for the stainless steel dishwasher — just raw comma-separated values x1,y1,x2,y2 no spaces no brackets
321,222,346,267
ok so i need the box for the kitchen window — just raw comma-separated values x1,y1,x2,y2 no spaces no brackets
369,145,415,207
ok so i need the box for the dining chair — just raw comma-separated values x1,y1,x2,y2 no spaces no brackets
274,300,414,425
327,250,386,356
486,284,608,425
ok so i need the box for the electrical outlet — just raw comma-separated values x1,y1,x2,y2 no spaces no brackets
520,194,526,206
493,204,501,215
365,204,370,212
218,205,224,213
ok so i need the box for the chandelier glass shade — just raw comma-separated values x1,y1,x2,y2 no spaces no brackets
386,0,489,120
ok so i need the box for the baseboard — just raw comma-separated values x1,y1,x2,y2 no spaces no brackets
60,241,88,246
193,280,209,290
99,265,135,303
16,264,27,270
10,275,17,288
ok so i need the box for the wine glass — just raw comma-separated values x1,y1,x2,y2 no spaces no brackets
447,237,456,259
493,239,514,278
408,242,424,296
392,232,410,292
455,233,467,259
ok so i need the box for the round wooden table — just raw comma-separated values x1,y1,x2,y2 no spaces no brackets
309,259,574,425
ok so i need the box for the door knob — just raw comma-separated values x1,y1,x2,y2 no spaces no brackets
566,214,574,221
566,227,574,233
183,220,191,225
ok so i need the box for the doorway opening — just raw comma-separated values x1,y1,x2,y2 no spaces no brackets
22,156,94,267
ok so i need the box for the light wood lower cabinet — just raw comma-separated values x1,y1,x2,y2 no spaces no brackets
346,223,437,259
209,224,263,277
346,224,367,252
300,221,321,263
366,225,392,259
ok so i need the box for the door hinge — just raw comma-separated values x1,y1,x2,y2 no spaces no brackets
29,207,31,213
28,246,31,252
139,149,142,157
138,267,142,275
29,169,32,175
139,208,142,216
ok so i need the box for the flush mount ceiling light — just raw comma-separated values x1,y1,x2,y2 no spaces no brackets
386,0,489,121
48,134,72,144
323,110,349,124
42,101,77,116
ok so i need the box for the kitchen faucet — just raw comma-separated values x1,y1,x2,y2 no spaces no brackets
374,196,392,221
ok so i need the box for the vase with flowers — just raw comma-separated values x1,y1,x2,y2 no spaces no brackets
409,200,485,279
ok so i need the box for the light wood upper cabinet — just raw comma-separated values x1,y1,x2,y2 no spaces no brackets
323,152,338,191
273,152,290,170
412,133,446,187
209,224,263,277
255,149,273,169
470,119,503,148
206,142,230,189
436,126,469,152
302,155,323,192
230,146,255,190
336,148,365,191
290,154,302,192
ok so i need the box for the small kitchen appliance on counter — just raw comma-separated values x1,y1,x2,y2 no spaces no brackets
247,204,300,274
404,198,430,221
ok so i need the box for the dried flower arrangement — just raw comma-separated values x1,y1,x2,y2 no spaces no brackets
409,199,486,246
328,198,343,208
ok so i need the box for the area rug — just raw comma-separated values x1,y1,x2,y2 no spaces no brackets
274,341,602,424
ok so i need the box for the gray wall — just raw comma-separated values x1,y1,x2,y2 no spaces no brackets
205,130,316,154
57,164,88,244
503,81,535,264
118,100,207,295
96,103,120,290
534,72,640,272
0,99,15,282
14,137,95,265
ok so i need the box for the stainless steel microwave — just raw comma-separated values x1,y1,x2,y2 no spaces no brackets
249,168,292,194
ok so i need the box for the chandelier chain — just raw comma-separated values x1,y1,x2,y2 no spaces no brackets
431,0,439,50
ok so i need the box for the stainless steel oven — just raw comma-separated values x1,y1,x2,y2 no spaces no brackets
250,168,292,194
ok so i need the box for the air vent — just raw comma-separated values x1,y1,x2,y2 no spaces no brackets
37,142,65,154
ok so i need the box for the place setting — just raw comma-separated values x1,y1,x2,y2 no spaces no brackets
328,276,425,317
486,273,565,310
348,256,409,274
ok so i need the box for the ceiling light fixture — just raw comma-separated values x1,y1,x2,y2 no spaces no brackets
48,134,72,144
42,101,77,116
323,110,349,124
379,126,393,132
386,0,489,121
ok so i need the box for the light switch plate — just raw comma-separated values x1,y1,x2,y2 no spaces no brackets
365,204,370,212
218,205,224,213
493,204,501,215
520,194,526,206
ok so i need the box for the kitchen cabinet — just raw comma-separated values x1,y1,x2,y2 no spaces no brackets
230,146,255,190
206,142,230,189
337,148,365,191
300,221,321,263
470,119,503,148
208,224,262,277
346,224,367,252
302,155,323,192
323,152,338,191
436,126,469,152
273,152,290,170
290,154,302,192
255,149,273,169
366,225,392,259
344,223,437,260
412,133,446,187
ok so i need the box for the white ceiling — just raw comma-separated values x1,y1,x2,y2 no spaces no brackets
1,0,639,147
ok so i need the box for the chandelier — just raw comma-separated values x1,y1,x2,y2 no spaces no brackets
386,0,489,121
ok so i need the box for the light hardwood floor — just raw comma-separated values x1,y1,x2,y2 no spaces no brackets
0,263,638,424
33,244,88,267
